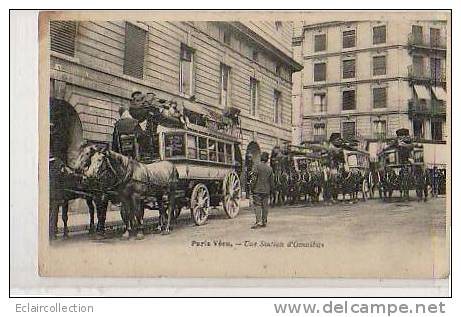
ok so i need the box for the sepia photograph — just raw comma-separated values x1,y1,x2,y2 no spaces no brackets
37,10,450,278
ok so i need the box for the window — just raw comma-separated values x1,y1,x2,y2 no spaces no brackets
273,90,282,124
164,133,185,158
314,63,326,82
218,142,225,163
430,57,442,81
249,77,259,116
342,30,356,48
123,23,147,79
219,63,231,106
223,30,231,45
314,34,326,52
373,56,386,76
342,90,356,110
412,55,425,77
313,93,327,113
225,144,233,164
431,121,443,141
275,21,283,31
198,137,208,160
430,28,441,47
50,21,77,56
208,139,217,161
413,119,424,139
412,25,423,45
373,25,386,44
373,120,387,139
313,123,326,142
275,63,281,77
342,59,356,79
180,43,194,96
373,87,387,108
187,134,197,159
342,121,356,139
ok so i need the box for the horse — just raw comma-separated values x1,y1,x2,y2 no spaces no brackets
380,168,399,200
367,168,383,199
398,165,412,201
84,147,178,238
49,156,107,239
337,167,362,203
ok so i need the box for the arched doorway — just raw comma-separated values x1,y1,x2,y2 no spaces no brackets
49,98,83,167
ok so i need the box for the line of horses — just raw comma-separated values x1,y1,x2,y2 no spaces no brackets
265,159,444,207
49,143,178,240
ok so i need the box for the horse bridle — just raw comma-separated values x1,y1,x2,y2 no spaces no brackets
96,153,132,191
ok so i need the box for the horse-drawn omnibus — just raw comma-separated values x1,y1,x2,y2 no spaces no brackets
117,95,244,227
376,129,427,200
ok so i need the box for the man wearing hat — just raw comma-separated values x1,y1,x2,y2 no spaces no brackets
251,151,274,229
112,105,144,159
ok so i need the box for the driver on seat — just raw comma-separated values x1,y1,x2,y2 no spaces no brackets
112,106,145,158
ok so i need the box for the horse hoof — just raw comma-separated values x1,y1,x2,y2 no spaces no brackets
161,230,170,235
121,231,130,240
136,233,145,240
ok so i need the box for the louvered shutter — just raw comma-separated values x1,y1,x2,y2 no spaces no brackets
373,56,386,76
342,90,356,110
342,122,356,139
373,87,387,108
123,23,147,79
314,34,326,52
314,63,326,81
342,59,355,78
50,21,77,56
373,26,386,44
342,30,356,48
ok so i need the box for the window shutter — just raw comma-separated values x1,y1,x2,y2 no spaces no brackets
50,21,77,56
373,56,386,76
342,59,355,78
342,122,356,139
123,23,147,79
373,87,387,108
342,30,356,48
373,26,386,44
314,34,326,52
342,90,356,110
314,63,326,81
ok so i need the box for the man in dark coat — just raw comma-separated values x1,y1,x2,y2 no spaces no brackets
112,106,145,158
251,152,274,229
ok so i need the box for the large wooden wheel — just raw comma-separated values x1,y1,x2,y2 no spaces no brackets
222,171,241,219
190,183,210,226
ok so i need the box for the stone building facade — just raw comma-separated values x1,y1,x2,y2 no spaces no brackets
49,20,302,165
292,19,448,166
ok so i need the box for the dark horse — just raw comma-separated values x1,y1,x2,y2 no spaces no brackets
49,156,108,239
84,148,179,238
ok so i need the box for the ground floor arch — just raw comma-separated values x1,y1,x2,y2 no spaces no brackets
49,98,83,167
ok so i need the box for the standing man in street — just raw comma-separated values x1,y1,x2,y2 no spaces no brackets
251,152,274,229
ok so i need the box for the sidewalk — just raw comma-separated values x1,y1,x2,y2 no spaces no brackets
57,198,252,234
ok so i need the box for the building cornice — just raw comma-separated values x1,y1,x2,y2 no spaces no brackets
228,22,303,72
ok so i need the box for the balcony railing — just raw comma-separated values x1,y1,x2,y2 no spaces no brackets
408,100,447,117
408,33,447,50
407,65,446,83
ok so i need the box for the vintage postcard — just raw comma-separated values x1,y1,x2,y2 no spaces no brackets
38,10,450,278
